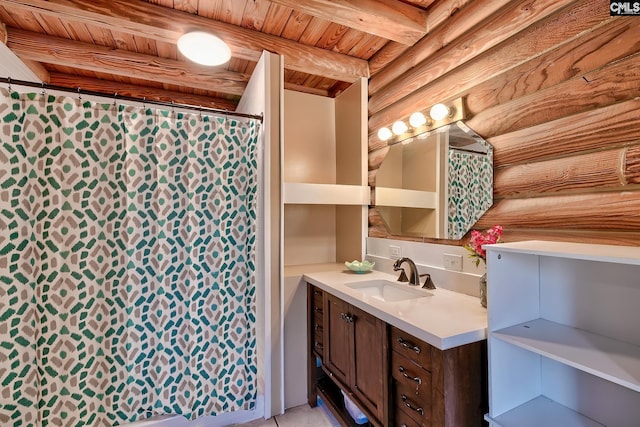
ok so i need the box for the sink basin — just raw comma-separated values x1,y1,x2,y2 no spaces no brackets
344,279,430,302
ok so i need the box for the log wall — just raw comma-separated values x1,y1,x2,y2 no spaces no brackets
368,0,640,246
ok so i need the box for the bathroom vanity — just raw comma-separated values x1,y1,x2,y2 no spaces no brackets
304,269,487,427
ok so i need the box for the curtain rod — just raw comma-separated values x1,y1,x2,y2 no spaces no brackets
0,77,263,123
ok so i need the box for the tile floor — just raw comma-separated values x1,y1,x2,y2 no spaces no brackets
235,404,335,427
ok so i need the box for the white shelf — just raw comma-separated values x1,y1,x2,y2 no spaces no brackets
493,318,640,392
488,240,640,265
283,182,370,205
485,396,604,427
374,187,437,209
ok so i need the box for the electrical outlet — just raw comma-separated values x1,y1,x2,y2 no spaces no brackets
443,253,463,271
389,245,402,259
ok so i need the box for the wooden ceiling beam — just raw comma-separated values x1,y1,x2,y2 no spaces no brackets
369,0,504,86
267,0,428,45
48,72,238,111
0,0,369,82
0,19,50,82
6,28,248,95
368,0,477,75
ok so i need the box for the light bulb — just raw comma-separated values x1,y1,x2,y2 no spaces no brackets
178,31,231,66
409,112,427,127
392,120,408,135
429,103,452,121
377,127,392,141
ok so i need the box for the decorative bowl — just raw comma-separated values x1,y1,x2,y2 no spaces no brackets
344,260,375,274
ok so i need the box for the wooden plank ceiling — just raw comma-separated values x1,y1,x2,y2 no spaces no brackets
0,0,581,145
0,0,438,109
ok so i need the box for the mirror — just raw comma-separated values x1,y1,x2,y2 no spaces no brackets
374,121,493,239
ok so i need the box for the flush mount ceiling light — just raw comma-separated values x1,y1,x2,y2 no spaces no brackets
177,31,231,66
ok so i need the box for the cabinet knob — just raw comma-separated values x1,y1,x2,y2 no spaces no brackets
314,307,323,314
401,394,424,416
314,342,324,351
397,337,421,354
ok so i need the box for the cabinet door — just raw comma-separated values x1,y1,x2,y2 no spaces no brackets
323,293,353,388
352,305,388,424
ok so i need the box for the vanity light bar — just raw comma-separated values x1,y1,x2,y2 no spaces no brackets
378,98,466,144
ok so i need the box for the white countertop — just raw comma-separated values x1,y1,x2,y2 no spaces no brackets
303,268,487,350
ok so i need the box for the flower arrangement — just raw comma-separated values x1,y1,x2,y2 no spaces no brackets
465,225,503,267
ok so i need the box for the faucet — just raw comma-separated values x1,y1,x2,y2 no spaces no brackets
393,257,436,289
393,257,420,286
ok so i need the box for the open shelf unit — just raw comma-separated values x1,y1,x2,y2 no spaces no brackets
485,241,640,427
283,78,368,267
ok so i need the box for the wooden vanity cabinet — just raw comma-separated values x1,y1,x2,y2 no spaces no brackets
324,292,390,426
390,327,487,427
308,283,486,427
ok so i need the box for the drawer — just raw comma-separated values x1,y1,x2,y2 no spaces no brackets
312,287,323,310
312,304,324,318
394,404,423,427
312,338,324,354
391,327,431,371
314,309,324,328
313,322,324,354
391,350,431,398
393,376,431,426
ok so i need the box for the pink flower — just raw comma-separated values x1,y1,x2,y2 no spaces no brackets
464,225,503,267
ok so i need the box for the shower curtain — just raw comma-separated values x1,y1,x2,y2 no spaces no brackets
0,89,259,426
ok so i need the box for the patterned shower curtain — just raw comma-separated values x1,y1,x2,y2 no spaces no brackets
0,89,259,426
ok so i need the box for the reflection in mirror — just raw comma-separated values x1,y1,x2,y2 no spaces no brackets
375,121,493,240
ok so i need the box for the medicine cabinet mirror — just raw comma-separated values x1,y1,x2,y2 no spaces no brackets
374,121,493,240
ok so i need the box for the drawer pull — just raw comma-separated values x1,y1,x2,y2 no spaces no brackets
314,307,323,314
401,394,424,416
315,324,322,331
399,366,421,385
314,290,322,296
314,342,324,351
398,337,421,354
340,312,354,323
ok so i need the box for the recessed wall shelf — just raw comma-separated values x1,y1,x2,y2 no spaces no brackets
283,182,370,205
